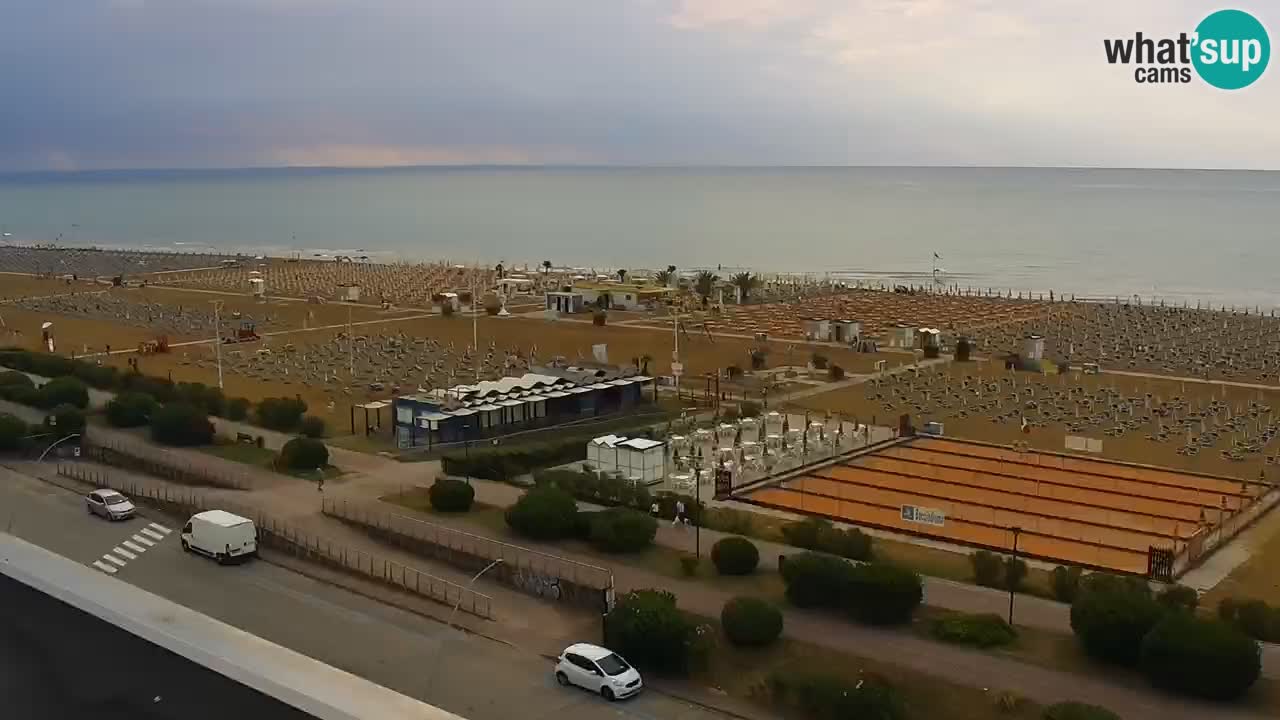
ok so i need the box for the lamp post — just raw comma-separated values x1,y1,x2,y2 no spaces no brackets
1008,526,1023,625
211,300,224,389
693,460,703,558
37,433,81,462
430,558,503,690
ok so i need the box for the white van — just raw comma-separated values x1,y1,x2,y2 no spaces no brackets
181,510,257,564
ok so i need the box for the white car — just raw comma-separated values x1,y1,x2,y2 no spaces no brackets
554,643,642,701
85,489,135,520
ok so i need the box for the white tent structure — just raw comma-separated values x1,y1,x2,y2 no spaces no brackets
587,434,667,485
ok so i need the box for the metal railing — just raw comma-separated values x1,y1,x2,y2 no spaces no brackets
56,464,492,618
82,432,251,490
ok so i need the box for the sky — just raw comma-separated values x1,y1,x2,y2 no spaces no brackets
0,0,1277,171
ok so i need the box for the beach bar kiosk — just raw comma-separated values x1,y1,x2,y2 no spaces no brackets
587,434,667,485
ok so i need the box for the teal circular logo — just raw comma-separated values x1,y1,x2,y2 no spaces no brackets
1192,9,1270,89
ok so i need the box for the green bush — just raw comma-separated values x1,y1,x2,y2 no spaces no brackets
781,517,872,561
1140,613,1260,701
1217,597,1280,642
1156,585,1198,613
971,550,1004,588
703,507,756,536
106,391,158,428
711,536,760,576
604,590,696,673
588,508,658,553
445,439,586,482
428,477,475,512
45,404,85,434
1042,702,1121,720
810,352,829,370
1004,556,1028,592
118,372,176,402
279,437,329,471
679,555,700,576
721,596,783,647
767,670,904,720
0,371,34,390
176,381,225,417
255,396,308,431
151,403,214,446
0,413,29,451
827,365,845,381
35,376,89,409
298,415,326,438
1052,565,1083,603
505,485,579,540
780,552,853,609
1069,574,1164,666
931,613,1018,648
226,397,251,421
844,562,923,625
534,468,651,511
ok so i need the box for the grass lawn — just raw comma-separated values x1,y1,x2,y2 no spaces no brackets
382,487,509,534
198,441,345,481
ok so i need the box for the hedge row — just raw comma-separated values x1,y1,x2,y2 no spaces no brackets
780,551,922,625
534,468,651,511
930,612,1018,648
443,439,586,481
766,670,905,720
603,590,706,674
780,517,873,561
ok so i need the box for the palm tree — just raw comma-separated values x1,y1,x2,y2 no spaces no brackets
495,262,505,279
617,268,627,283
694,270,718,307
639,354,653,374
655,269,673,286
541,260,552,275
730,272,758,303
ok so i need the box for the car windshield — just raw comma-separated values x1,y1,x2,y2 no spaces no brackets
103,494,128,506
595,653,630,676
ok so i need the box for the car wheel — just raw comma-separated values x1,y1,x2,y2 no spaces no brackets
86,505,93,515
600,687,615,702
181,540,190,552
555,671,569,687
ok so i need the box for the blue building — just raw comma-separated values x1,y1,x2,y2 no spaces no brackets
392,367,653,449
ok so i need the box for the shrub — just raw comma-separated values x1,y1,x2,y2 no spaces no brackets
226,397,251,421
931,612,1018,648
588,508,658,553
279,437,329,471
827,364,845,381
0,413,29,451
446,439,586,482
118,372,176,402
679,555,700,576
151,403,214,446
704,507,755,536
534,468,651,511
176,381,225,417
1004,556,1028,592
1042,702,1121,720
505,485,579,540
255,396,308,432
593,309,607,326
483,295,502,315
106,391,158,428
1156,584,1198,613
844,562,923,625
35,376,89,409
767,670,904,720
1069,574,1164,666
971,550,1004,588
1139,613,1260,701
780,552,853,609
782,517,872,561
711,536,760,576
1051,565,1083,603
298,415,326,439
810,352,829,370
0,371,34,390
604,590,696,673
1219,597,1280,642
739,400,761,418
45,404,85,434
428,477,475,512
441,302,455,317
721,596,783,647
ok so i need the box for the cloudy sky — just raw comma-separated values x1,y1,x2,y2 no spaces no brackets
1,0,1276,171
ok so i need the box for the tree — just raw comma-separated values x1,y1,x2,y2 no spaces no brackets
106,391,158,428
638,354,653,375
483,294,502,315
1051,565,1084,603
151,403,214,446
711,536,760,576
0,413,28,451
730,272,757,303
617,268,627,283
694,271,718,306
1156,584,1199,613
542,260,552,275
604,590,696,673
226,397,251,421
1140,613,1260,701
255,396,307,431
970,550,1004,588
298,415,326,439
505,485,579,540
780,551,853,608
655,269,673,286
844,563,923,625
589,508,657,553
1070,574,1164,665
45,403,85,434
279,437,329,470
721,597,783,647
35,376,89,409
429,477,475,512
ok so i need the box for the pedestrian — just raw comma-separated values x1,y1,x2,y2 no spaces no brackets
650,500,660,519
673,499,687,527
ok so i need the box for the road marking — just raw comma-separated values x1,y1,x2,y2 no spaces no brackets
141,528,165,541
102,554,126,567
112,547,137,560
148,523,172,535
92,560,118,574
133,534,156,547
123,540,146,553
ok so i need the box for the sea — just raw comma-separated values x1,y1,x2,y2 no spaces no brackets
0,166,1277,309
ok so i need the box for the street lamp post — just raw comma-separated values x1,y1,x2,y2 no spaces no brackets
1008,526,1023,625
430,558,503,691
211,300,224,389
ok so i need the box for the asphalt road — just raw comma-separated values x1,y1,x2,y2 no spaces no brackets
0,467,735,720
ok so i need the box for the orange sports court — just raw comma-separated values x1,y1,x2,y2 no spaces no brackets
741,436,1280,577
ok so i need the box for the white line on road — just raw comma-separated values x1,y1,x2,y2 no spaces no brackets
141,528,165,541
133,534,156,547
102,554,126,567
92,560,118,574
148,523,172,534
112,546,137,560
122,540,146,553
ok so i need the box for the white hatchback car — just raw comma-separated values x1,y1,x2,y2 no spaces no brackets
554,643,643,701
85,489,135,520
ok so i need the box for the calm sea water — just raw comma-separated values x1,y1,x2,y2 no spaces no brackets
0,166,1277,308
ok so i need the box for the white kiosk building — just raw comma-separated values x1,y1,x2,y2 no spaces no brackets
587,434,667,485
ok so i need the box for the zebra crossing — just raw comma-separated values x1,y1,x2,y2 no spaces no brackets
91,522,173,575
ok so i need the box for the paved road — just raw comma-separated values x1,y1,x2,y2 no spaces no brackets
0,467,737,720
